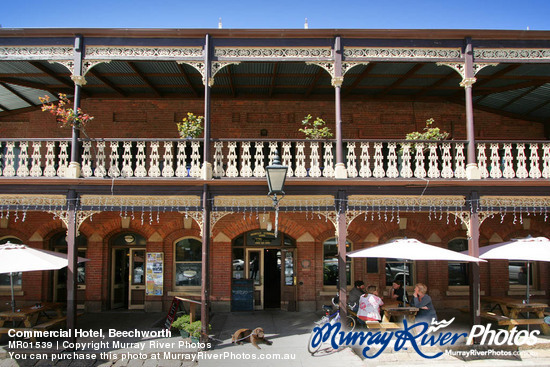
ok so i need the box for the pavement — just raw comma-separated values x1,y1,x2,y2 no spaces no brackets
1,309,550,366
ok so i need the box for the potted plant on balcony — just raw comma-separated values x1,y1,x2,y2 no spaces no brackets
405,118,449,148
39,93,94,130
177,112,204,139
299,114,333,139
171,314,191,338
399,118,450,175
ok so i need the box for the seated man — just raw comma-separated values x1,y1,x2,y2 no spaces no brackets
348,280,365,312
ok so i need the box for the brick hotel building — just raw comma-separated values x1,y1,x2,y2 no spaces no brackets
0,28,549,330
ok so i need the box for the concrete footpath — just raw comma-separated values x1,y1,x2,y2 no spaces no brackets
1,309,550,366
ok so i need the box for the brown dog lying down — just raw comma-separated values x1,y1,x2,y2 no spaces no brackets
231,327,273,349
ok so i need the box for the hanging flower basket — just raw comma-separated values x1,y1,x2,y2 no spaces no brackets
39,93,94,129
177,112,204,139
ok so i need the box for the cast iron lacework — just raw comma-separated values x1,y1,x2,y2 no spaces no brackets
343,48,462,59
214,47,332,59
474,49,550,60
84,46,203,59
0,46,73,60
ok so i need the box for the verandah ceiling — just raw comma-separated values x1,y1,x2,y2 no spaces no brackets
0,59,550,123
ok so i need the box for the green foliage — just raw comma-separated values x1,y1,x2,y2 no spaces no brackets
405,118,449,142
177,112,204,138
299,114,333,140
183,320,210,338
404,118,449,153
171,314,190,330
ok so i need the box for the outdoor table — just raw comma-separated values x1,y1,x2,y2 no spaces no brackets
481,296,549,335
174,297,201,322
0,303,62,325
381,305,418,324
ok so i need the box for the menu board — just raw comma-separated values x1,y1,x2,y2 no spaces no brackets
146,252,164,296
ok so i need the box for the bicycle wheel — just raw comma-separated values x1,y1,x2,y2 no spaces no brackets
345,316,356,332
308,328,323,355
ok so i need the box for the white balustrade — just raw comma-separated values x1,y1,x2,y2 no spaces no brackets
17,141,29,177
148,141,161,178
29,142,42,177
94,141,107,178
346,142,358,178
189,141,201,178
358,142,371,178
81,141,93,177
372,142,385,178
295,142,307,178
162,142,175,177
399,143,413,178
0,139,547,180
3,142,16,177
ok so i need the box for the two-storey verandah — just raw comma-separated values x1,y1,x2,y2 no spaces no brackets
1,28,550,339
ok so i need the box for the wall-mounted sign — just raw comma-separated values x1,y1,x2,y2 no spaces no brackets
146,252,163,296
246,230,279,246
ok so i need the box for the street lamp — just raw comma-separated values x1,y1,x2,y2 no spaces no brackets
265,151,288,237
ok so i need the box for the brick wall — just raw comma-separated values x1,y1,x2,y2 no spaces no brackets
0,98,544,140
1,208,548,312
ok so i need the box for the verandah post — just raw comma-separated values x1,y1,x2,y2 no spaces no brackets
66,189,78,346
200,184,211,342
337,190,348,320
468,191,481,339
67,35,84,178
333,36,347,179
463,37,481,180
202,34,213,180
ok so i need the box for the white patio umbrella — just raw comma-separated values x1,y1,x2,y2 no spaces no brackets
478,236,550,304
348,238,485,303
0,242,89,312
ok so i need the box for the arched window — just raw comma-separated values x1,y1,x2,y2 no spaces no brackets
448,238,469,286
323,238,352,286
0,237,23,289
174,238,202,288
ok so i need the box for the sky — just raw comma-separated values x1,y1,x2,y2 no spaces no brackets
1,0,549,30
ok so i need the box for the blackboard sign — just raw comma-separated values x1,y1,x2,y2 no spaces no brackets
164,297,181,330
231,279,254,311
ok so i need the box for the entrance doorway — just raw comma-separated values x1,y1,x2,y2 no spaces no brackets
110,233,146,309
232,230,297,311
263,249,281,308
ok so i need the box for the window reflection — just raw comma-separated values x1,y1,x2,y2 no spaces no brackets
174,238,202,287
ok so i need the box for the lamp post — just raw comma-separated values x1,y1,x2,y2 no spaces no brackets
265,151,288,237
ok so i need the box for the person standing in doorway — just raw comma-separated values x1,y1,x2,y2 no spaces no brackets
250,256,259,281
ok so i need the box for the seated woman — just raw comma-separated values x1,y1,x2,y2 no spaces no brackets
357,285,384,322
411,283,437,323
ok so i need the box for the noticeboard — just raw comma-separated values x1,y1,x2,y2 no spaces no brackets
146,252,164,296
231,279,254,311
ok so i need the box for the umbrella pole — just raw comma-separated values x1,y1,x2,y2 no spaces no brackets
526,261,531,333
9,272,15,313
403,260,408,305
526,261,530,304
